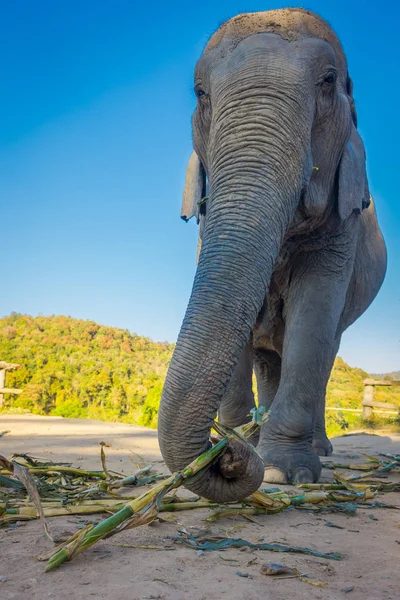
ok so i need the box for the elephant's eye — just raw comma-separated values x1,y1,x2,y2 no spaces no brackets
323,72,337,85
195,85,207,99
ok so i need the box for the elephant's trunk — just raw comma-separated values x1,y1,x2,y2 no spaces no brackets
158,95,310,502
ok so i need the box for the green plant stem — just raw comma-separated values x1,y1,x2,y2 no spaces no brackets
45,437,228,571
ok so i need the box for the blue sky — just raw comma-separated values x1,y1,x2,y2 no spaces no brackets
1,1,399,372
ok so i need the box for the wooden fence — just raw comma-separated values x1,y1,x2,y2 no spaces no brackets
0,361,22,407
325,378,400,420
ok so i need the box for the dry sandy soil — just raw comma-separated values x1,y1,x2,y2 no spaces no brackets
1,414,399,600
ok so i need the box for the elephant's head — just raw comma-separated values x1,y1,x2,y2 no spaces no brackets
158,9,369,502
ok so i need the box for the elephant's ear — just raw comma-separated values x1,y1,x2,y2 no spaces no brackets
337,124,370,221
181,151,206,223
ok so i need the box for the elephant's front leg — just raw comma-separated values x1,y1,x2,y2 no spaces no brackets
312,392,333,456
257,241,357,483
218,341,255,428
312,337,340,457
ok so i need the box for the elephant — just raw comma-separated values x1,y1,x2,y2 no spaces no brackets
158,8,387,502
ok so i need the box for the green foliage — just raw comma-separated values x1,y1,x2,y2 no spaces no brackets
326,356,367,408
0,313,173,428
52,393,86,419
325,357,400,437
1,313,399,435
137,382,163,428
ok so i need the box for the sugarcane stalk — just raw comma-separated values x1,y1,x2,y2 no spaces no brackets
322,463,376,471
322,460,400,473
100,443,110,478
45,437,228,571
378,460,400,472
338,470,377,481
15,466,107,478
297,476,369,492
247,490,291,510
1,504,118,522
1,501,223,524
1,474,376,530
109,466,152,488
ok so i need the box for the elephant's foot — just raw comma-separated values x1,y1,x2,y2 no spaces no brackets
312,434,333,457
257,442,321,484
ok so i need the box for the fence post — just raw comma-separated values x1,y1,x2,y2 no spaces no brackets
0,361,22,407
362,382,374,419
362,378,395,420
0,369,5,407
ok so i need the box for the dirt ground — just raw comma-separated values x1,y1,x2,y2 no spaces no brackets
1,414,399,600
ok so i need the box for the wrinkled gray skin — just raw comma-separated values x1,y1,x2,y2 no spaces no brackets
158,9,387,502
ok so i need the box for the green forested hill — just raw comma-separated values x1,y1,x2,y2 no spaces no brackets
1,314,398,434
0,314,173,427
371,371,400,381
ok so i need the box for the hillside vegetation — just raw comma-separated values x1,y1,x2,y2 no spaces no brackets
1,314,399,435
371,371,400,381
0,314,172,427
326,359,400,435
